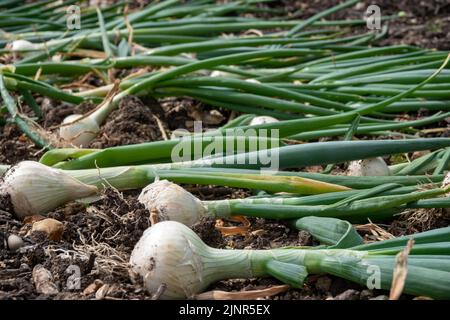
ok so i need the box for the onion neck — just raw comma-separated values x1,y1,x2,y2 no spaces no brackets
202,247,369,285
68,166,154,190
76,84,114,98
201,248,326,283
90,99,118,126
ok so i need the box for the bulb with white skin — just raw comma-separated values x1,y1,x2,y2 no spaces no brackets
249,116,279,126
442,172,450,215
59,114,100,147
442,172,450,189
0,161,98,218
59,86,118,147
347,157,391,176
9,40,39,57
138,180,206,226
130,221,266,299
131,220,450,299
210,70,230,78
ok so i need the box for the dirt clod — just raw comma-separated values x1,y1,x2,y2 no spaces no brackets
89,96,164,148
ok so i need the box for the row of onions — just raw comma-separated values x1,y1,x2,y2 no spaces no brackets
1,0,450,300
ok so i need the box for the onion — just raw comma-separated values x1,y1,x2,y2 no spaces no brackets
210,70,230,78
59,81,119,147
442,173,450,214
0,161,98,218
10,40,39,54
347,157,391,176
442,172,450,189
130,221,257,299
138,180,206,226
59,114,100,147
170,129,190,140
245,78,261,84
249,116,279,126
130,221,450,300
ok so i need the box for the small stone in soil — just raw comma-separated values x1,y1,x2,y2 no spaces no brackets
370,295,390,300
333,289,360,300
360,289,374,300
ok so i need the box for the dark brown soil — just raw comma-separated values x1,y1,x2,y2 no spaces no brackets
0,189,150,300
41,99,95,128
89,96,165,148
0,125,40,164
276,0,450,50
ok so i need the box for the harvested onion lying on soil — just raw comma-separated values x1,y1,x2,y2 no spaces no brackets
138,180,450,225
130,221,450,300
0,161,97,218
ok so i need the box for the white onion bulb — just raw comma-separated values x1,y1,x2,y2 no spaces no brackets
249,116,279,126
138,180,206,226
130,221,254,299
442,171,450,186
10,40,39,55
347,157,391,176
245,78,261,84
170,129,190,140
443,173,450,214
59,114,100,147
210,70,229,77
0,161,98,218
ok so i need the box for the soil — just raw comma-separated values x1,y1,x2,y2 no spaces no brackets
1,0,449,301
89,96,165,148
274,0,450,50
0,125,40,164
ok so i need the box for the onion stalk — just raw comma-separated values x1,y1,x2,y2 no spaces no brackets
48,47,449,146
40,138,450,170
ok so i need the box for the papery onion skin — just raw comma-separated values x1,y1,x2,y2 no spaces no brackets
347,157,391,176
130,221,258,299
130,221,450,300
0,161,98,218
249,116,279,126
59,114,100,148
138,180,207,226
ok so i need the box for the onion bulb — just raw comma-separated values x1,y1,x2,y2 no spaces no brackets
138,180,206,226
59,114,100,147
9,40,39,56
443,173,450,214
347,157,391,176
249,116,279,126
210,70,230,78
130,221,258,299
170,129,190,140
442,172,450,189
59,81,119,147
245,78,261,84
0,161,98,218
